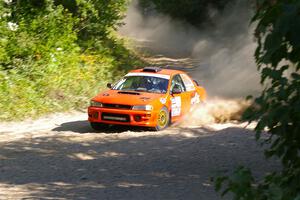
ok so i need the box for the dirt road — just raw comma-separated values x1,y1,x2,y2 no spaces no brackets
0,111,279,200
0,42,276,199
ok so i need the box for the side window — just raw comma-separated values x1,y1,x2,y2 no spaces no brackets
170,74,186,93
180,74,195,91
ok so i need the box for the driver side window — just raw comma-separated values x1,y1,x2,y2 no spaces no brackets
170,74,186,93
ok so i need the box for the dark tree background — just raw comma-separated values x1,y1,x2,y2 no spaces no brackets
139,0,231,26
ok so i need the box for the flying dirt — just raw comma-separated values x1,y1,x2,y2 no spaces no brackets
119,0,261,125
120,0,261,98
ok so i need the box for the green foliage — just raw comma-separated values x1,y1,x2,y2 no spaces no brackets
54,0,129,46
216,0,300,199
0,0,144,120
215,167,255,200
139,0,230,26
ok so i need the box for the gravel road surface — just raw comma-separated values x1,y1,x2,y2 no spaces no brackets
0,112,279,200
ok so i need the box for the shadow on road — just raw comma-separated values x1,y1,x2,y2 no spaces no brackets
0,126,280,200
52,120,151,134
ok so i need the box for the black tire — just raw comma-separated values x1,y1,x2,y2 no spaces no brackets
90,122,109,131
153,106,170,131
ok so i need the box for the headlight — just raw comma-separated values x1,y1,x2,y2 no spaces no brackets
90,100,103,107
132,105,153,111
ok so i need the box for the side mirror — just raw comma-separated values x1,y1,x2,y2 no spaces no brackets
171,87,182,95
107,83,112,89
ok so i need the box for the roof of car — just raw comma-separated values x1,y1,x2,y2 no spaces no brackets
130,67,185,76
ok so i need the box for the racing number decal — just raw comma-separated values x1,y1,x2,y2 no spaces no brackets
171,96,181,117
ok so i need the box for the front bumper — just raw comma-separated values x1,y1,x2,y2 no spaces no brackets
88,107,158,127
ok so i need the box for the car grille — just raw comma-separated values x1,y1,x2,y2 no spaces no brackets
101,113,130,122
102,104,132,110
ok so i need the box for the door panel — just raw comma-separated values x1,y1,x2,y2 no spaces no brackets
170,74,191,122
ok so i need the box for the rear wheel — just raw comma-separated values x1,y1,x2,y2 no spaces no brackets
154,106,170,131
90,122,109,131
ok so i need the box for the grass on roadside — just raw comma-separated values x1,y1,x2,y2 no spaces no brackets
0,38,146,121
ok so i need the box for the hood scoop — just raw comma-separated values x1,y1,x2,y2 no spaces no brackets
140,97,151,101
118,91,140,95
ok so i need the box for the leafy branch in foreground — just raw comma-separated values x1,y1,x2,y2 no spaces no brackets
215,0,300,199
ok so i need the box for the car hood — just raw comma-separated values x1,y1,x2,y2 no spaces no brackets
92,90,166,105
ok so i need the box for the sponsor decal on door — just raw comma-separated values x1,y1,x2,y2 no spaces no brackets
171,96,181,117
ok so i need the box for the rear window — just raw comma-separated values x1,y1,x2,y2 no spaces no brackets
180,74,195,91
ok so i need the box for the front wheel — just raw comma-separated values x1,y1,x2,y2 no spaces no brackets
154,106,170,131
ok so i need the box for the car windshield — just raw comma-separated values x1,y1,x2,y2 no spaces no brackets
113,76,169,94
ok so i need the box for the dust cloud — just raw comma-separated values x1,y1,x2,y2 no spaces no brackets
180,98,252,127
119,0,261,124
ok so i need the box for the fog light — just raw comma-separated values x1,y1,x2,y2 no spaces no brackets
93,112,99,119
134,115,142,122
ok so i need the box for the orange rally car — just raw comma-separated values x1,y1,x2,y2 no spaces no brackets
88,67,206,131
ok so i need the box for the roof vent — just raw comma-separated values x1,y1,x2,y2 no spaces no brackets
142,67,162,73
